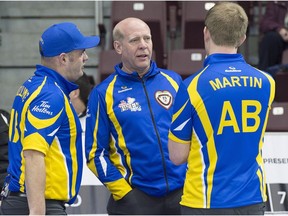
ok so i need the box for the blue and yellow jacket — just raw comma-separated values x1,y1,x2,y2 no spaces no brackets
85,61,186,200
7,65,83,204
169,54,275,208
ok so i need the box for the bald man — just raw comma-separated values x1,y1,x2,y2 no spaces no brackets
85,17,186,215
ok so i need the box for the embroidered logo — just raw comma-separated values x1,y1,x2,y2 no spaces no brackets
225,66,241,72
16,86,30,102
118,86,133,93
118,97,141,112
31,101,53,115
155,90,173,110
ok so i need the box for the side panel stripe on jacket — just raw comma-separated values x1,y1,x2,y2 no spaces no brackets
188,67,217,208
88,99,100,177
16,77,47,192
255,69,275,202
106,76,131,179
63,89,78,200
160,72,179,91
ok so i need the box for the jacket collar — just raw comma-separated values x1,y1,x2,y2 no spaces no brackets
114,61,160,80
35,64,78,96
204,53,245,67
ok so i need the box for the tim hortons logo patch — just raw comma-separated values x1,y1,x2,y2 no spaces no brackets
118,97,142,112
155,90,173,110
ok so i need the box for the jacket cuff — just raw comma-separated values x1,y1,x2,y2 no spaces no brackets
105,178,132,201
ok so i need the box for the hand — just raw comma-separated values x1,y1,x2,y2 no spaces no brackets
278,28,288,42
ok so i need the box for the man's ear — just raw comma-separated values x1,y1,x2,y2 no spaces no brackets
58,53,69,64
113,41,122,55
237,35,246,48
203,26,210,42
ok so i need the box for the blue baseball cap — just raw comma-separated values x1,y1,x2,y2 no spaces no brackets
39,22,100,57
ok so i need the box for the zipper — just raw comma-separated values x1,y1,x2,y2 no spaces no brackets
140,77,170,193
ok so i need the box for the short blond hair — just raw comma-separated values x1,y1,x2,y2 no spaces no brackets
205,2,248,47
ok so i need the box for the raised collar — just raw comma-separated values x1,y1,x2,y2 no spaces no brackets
204,53,245,67
114,61,160,80
35,64,78,96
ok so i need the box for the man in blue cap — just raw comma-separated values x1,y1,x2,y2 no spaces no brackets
0,22,100,215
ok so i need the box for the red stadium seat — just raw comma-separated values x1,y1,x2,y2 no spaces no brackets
167,49,206,79
266,102,288,132
98,49,121,81
181,1,215,49
274,72,288,102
